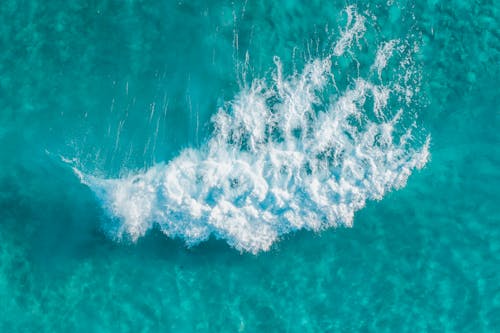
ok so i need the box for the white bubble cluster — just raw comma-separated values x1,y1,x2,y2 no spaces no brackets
78,7,429,253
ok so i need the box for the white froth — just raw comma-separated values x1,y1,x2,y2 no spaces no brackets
78,7,430,253
333,6,366,56
372,40,398,80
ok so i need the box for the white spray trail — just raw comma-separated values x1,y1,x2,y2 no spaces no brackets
77,7,430,253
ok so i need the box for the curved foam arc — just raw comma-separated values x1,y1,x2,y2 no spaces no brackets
77,7,430,253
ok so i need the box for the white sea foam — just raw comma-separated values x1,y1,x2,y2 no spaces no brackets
77,7,430,253
333,6,366,56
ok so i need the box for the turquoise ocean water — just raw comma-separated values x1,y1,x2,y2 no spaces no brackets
0,0,499,331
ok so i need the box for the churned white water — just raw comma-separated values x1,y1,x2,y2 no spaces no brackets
77,7,430,253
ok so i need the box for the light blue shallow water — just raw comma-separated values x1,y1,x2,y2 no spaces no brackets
0,0,499,332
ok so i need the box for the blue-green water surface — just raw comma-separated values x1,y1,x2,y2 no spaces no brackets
0,0,499,332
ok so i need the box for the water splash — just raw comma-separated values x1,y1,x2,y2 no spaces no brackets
77,7,430,253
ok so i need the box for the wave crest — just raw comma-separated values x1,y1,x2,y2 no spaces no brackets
78,7,430,253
